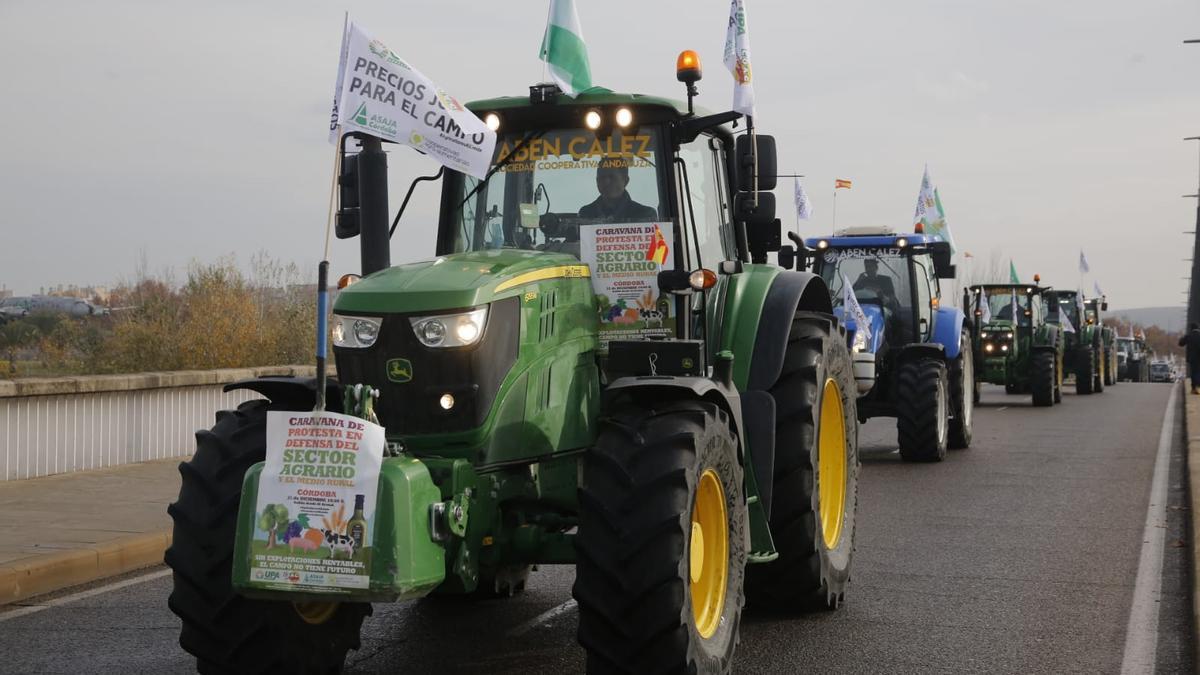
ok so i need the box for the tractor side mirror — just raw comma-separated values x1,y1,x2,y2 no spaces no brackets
929,241,953,276
1102,301,1108,311
746,218,782,264
734,192,776,226
939,264,957,279
335,154,361,239
778,244,797,270
735,134,777,192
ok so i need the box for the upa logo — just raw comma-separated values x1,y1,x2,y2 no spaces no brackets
409,131,424,147
386,358,413,383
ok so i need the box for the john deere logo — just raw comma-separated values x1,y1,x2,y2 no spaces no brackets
353,102,369,126
386,358,413,383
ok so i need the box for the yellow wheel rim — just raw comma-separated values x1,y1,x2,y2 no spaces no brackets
690,468,728,640
293,601,338,625
818,378,848,551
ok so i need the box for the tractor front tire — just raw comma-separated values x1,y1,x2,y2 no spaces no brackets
1093,348,1105,393
166,399,370,675
747,312,859,610
1053,352,1064,403
1031,351,1055,407
948,330,974,450
897,359,950,462
574,400,746,674
1076,349,1095,395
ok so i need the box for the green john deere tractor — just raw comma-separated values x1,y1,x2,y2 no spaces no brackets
1118,333,1150,382
964,282,1064,407
1085,297,1118,387
1048,290,1105,395
165,65,861,673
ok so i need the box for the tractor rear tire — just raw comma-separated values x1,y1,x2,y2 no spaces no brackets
1031,351,1055,407
948,330,974,450
746,312,859,610
1076,349,1095,395
1093,348,1105,393
574,400,745,674
897,359,949,462
166,399,370,675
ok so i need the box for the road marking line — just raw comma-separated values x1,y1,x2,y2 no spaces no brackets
0,568,172,623
1120,383,1178,675
506,599,578,637
997,407,1008,411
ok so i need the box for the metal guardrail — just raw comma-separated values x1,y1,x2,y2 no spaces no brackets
0,366,315,481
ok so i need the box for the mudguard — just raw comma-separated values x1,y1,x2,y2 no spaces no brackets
224,376,344,413
931,306,964,360
743,270,833,392
898,343,946,363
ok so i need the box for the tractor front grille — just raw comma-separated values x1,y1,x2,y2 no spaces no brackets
333,297,519,435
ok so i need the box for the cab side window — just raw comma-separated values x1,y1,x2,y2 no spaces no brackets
913,255,933,339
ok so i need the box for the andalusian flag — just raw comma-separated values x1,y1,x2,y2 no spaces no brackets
539,0,592,97
913,165,956,252
646,224,669,265
835,179,852,190
1009,260,1019,283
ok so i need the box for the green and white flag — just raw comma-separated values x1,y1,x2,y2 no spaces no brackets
723,0,756,117
913,165,955,252
539,0,592,97
1009,260,1019,283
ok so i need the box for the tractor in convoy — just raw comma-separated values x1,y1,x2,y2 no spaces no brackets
790,227,972,462
1117,333,1150,382
963,280,1063,407
1085,297,1118,388
1047,290,1105,395
165,53,861,674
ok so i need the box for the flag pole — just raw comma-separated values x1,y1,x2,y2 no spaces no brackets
832,187,838,230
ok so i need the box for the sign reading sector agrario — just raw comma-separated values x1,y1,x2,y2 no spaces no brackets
581,222,676,347
332,21,496,179
247,411,384,593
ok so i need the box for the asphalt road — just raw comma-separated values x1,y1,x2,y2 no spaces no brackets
0,382,1189,674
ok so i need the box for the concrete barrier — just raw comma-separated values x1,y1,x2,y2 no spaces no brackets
0,366,315,481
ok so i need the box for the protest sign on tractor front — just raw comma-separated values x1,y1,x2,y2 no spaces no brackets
246,411,384,594
581,221,676,347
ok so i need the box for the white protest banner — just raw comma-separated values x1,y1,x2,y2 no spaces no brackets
723,0,756,117
335,22,496,179
841,274,872,347
581,222,676,347
328,13,350,143
978,291,991,324
248,411,384,593
794,177,812,220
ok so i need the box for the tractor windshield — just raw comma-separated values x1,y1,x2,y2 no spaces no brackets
820,247,913,336
1117,338,1133,354
447,127,667,259
1056,295,1081,327
979,288,1029,326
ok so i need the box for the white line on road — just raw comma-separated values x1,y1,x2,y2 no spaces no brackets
506,599,578,637
1120,383,1179,675
0,568,172,623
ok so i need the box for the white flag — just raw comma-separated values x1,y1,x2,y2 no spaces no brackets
328,13,350,143
1061,310,1076,334
841,274,872,347
794,177,812,220
334,22,496,179
723,0,756,117
539,0,592,97
1010,291,1018,325
913,165,955,252
1093,280,1103,297
978,291,992,323
1078,250,1090,274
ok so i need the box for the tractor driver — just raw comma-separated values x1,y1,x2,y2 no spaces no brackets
578,158,658,223
853,258,898,307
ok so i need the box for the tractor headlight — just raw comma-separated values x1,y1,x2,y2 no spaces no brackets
332,315,382,348
410,307,488,348
1005,331,1014,339
984,343,994,353
851,328,868,353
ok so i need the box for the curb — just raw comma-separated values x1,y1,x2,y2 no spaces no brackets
1186,384,1200,666
0,530,171,606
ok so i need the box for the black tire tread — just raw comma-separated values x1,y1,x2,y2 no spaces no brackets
897,360,948,462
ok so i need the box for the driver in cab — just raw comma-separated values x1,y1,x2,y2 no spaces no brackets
578,158,657,222
853,258,897,305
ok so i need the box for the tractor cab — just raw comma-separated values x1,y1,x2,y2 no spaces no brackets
805,227,955,354
964,283,1056,360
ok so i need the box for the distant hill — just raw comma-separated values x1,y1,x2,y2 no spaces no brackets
1107,306,1186,333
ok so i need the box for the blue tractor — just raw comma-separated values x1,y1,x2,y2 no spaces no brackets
793,227,973,462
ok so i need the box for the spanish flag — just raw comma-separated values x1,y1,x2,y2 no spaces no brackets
835,179,852,190
646,223,669,265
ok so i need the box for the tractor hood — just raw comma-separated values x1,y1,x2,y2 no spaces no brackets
333,249,585,314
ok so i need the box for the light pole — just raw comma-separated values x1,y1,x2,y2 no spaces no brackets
1186,136,1200,326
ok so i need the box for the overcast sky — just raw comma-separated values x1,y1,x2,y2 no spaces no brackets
2,0,1199,309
